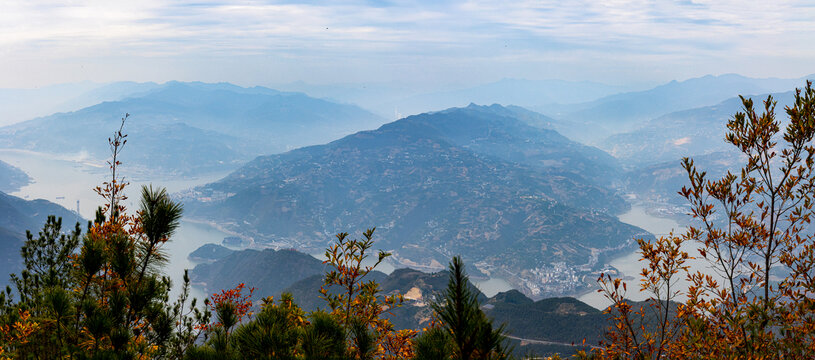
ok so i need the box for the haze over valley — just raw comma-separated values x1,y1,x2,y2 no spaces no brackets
3,72,813,301
3,1,815,357
5,74,813,355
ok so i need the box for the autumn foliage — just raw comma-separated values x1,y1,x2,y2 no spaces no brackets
321,228,417,359
198,283,255,332
0,114,207,359
24,86,808,358
595,81,815,358
0,113,521,359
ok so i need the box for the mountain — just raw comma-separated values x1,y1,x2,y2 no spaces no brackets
0,160,30,193
623,151,745,208
192,248,638,357
485,293,612,356
189,246,394,309
0,81,161,127
601,87,806,209
0,81,385,176
184,104,649,297
598,87,810,211
188,243,235,263
486,295,606,345
385,104,622,185
189,248,328,298
281,272,390,315
552,74,812,142
278,262,605,357
275,78,637,120
282,267,484,329
0,191,81,287
377,79,632,119
602,90,798,165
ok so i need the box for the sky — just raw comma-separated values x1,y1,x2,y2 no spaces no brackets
2,0,814,89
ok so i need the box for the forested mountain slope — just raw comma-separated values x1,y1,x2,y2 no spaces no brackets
0,192,80,287
185,104,649,297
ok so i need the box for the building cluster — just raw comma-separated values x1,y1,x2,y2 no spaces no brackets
518,262,581,297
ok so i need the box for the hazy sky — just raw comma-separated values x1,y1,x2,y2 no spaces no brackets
2,0,814,89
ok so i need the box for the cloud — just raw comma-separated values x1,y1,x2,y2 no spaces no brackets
0,0,814,86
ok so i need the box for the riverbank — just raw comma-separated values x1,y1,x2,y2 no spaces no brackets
578,202,684,309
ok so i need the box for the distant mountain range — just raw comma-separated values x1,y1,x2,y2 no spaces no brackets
0,191,81,287
601,90,798,166
0,81,161,127
623,151,745,208
597,88,806,209
4,75,810,170
184,104,650,297
0,81,385,176
544,74,813,142
275,78,636,120
0,160,30,193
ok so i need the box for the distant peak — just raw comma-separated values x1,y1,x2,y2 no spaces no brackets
433,103,509,116
463,103,505,110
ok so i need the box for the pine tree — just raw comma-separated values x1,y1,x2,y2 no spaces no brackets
430,256,510,360
0,114,207,359
10,216,82,307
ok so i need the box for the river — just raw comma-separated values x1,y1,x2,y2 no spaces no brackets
7,148,726,306
1,149,516,300
578,203,723,309
1,149,231,300
12,147,725,305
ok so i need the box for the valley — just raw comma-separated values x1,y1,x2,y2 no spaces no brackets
0,76,811,357
1,76,803,306
180,103,650,300
3,1,815,357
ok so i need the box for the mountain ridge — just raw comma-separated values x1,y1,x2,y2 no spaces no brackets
0,191,81,287
0,81,385,176
544,74,813,142
0,160,30,193
184,104,650,298
602,90,798,165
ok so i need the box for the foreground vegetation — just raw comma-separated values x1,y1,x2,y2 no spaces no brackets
2,81,815,358
0,116,512,359
595,81,815,358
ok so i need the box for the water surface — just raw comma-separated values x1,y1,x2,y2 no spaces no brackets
579,203,722,309
1,149,230,299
